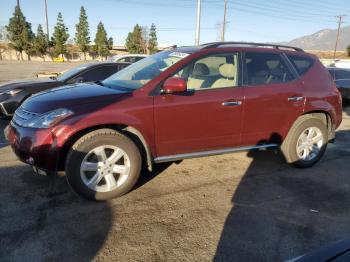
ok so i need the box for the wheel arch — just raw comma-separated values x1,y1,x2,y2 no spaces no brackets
57,124,153,172
301,110,334,141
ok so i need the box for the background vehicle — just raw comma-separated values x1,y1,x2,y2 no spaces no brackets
327,67,350,102
107,54,148,63
6,42,342,201
0,62,130,116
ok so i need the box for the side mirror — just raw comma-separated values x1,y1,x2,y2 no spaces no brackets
162,77,187,94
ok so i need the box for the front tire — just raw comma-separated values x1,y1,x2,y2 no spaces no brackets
281,117,328,168
65,129,142,201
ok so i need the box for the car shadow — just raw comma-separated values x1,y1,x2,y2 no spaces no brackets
213,127,350,261
0,164,112,261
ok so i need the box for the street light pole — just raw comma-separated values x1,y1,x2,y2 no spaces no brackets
44,0,50,40
221,0,227,41
195,0,201,45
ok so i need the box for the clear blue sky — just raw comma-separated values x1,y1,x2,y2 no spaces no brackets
0,0,349,46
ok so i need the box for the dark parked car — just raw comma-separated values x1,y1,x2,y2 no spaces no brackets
0,62,130,116
327,67,350,102
5,42,342,201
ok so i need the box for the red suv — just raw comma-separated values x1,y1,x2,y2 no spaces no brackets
5,42,342,200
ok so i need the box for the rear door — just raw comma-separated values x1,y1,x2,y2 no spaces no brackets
153,52,244,157
241,51,304,146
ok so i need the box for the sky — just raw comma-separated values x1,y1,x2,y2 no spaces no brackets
0,0,349,46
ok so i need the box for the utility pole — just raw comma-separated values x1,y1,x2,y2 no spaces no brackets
44,0,50,40
221,0,228,41
195,0,201,45
333,15,346,60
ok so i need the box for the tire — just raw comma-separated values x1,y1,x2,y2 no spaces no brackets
281,117,328,168
65,129,142,201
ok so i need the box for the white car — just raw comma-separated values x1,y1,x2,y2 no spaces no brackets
334,60,350,69
107,54,148,63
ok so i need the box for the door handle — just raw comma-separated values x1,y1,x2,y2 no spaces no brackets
222,101,242,106
288,96,304,101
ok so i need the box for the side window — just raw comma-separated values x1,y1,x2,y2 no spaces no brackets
135,56,145,62
287,54,314,75
334,69,350,80
79,66,117,82
118,57,132,63
172,52,240,90
245,52,295,86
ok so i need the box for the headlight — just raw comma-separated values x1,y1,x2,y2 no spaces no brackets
6,89,23,96
23,108,74,128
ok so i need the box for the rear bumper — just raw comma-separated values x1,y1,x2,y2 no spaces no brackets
6,123,60,171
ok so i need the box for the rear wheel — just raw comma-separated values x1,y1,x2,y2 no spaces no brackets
65,129,142,201
281,117,328,168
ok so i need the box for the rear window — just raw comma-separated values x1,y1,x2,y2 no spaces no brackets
287,55,314,75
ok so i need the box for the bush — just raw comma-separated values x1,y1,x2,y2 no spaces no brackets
347,45,350,57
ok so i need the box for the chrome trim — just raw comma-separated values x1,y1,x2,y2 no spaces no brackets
222,101,242,106
154,144,278,163
288,96,304,101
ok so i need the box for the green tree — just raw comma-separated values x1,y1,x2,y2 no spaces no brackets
125,24,144,54
33,24,48,61
75,6,90,60
347,45,350,57
107,37,113,50
52,12,69,59
94,22,109,59
6,6,34,60
148,23,158,54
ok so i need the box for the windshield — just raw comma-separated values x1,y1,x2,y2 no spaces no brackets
102,50,189,90
57,65,89,82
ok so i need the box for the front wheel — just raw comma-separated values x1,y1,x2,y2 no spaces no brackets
65,129,142,201
281,117,328,168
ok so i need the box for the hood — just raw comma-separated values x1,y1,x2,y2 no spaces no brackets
0,78,59,92
21,82,132,113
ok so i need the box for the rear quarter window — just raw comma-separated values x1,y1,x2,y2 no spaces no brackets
286,54,314,75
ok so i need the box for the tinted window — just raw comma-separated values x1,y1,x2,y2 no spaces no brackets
78,65,118,82
287,54,314,75
334,69,350,80
245,52,295,85
118,57,133,63
135,56,145,62
172,52,240,90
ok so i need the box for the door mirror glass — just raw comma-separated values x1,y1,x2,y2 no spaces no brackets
162,77,187,94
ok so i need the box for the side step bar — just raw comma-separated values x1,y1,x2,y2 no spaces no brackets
154,144,278,163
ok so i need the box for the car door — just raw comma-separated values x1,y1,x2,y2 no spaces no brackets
153,52,245,157
241,51,304,146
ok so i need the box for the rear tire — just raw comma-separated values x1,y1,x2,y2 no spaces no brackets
65,129,142,201
281,117,328,168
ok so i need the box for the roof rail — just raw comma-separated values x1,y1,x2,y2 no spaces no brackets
201,42,304,52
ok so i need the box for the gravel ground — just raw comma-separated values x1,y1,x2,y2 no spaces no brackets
0,60,84,83
1,61,350,262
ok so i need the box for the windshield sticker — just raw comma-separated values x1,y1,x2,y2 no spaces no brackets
168,52,189,59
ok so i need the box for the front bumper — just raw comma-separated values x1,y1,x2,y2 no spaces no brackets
0,98,20,116
5,122,60,171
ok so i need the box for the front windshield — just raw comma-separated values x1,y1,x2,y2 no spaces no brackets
57,65,89,82
102,50,189,90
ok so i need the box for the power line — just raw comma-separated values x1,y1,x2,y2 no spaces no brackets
333,15,346,60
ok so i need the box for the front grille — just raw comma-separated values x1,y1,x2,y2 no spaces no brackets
12,107,39,126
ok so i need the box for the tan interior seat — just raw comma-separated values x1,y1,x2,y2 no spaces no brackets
187,63,210,89
211,64,236,88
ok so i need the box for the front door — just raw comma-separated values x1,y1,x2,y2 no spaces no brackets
153,52,245,157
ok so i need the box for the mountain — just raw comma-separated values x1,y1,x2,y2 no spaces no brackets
283,25,350,51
